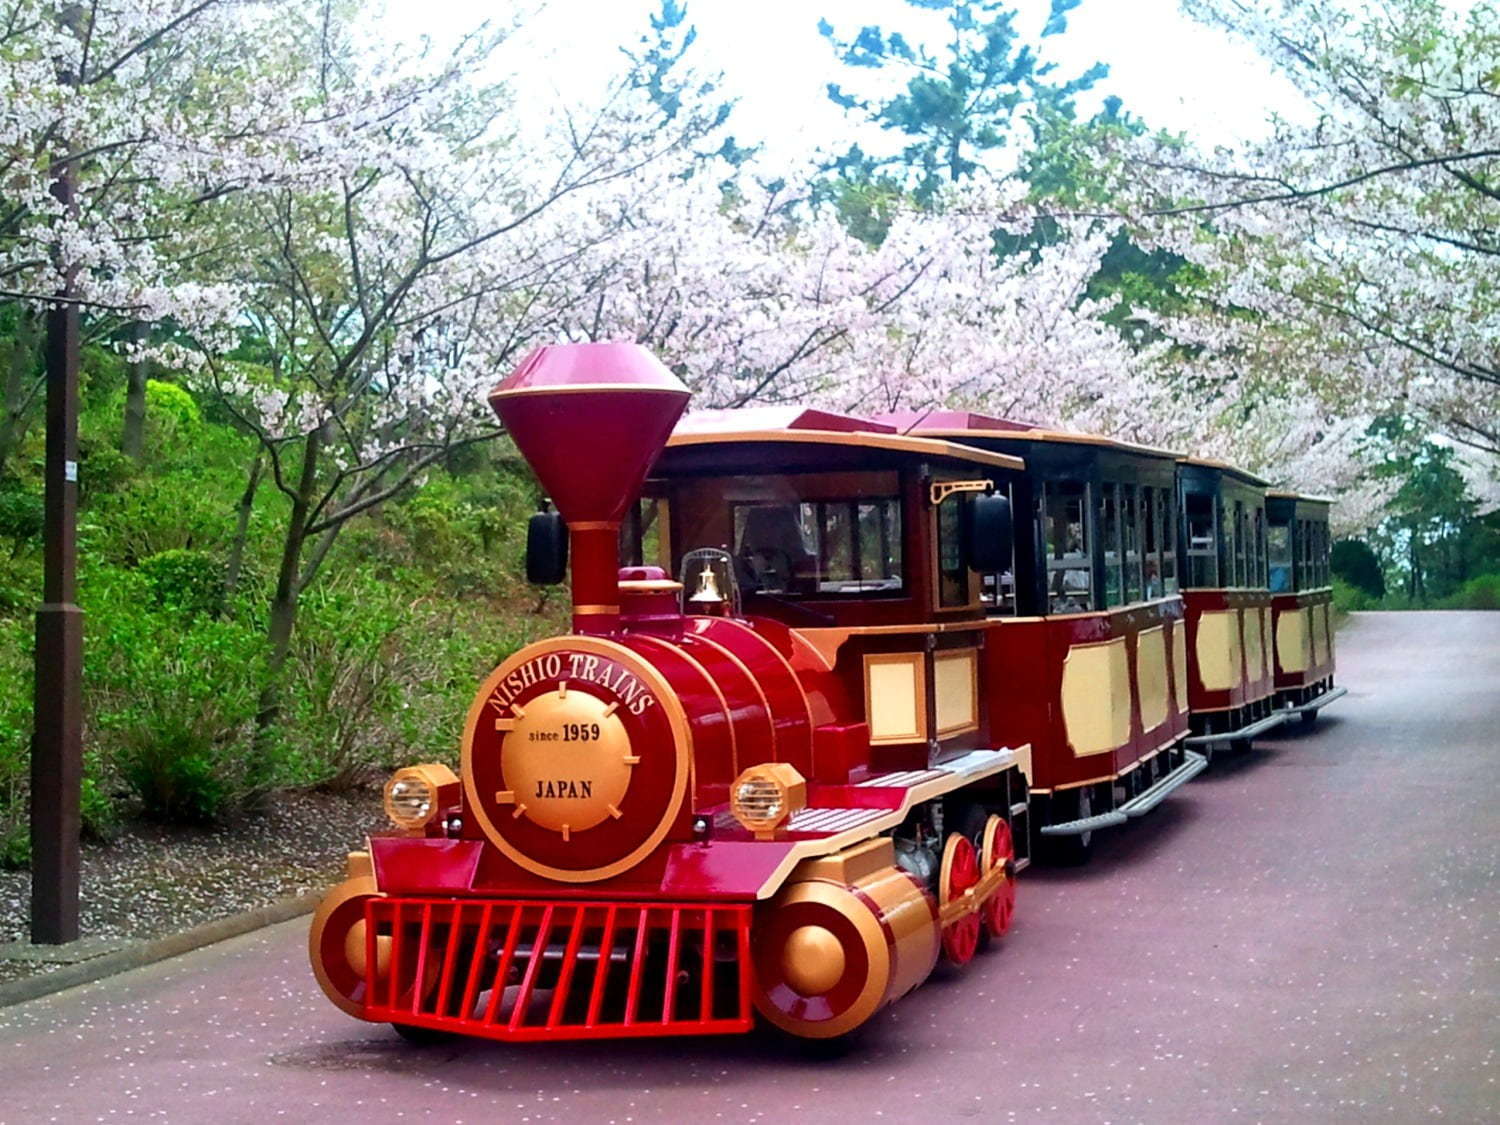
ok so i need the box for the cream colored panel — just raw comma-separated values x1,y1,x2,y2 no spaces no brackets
1243,607,1265,683
1172,623,1188,713
1061,637,1130,757
1323,603,1335,662
865,653,927,745
1311,604,1328,667
1136,626,1168,733
1277,608,1308,674
1195,610,1242,692
1260,609,1273,678
933,648,979,736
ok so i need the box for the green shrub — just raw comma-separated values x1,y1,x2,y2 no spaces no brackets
0,486,43,556
86,568,265,823
1331,538,1385,599
137,548,224,617
1332,577,1373,613
145,379,202,432
1440,573,1500,610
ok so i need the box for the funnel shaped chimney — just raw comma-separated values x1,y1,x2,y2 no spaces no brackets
491,342,690,632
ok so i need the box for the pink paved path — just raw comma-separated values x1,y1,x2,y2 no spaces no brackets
2,612,1497,1123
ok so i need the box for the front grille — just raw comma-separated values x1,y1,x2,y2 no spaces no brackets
361,897,753,1040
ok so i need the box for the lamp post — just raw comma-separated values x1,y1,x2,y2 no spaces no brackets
29,149,83,943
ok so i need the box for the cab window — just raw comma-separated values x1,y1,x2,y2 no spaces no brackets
733,498,902,596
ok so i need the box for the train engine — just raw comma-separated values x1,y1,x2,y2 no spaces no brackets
308,342,1026,1041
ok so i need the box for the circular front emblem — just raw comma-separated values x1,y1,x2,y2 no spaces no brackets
501,687,633,835
461,637,690,882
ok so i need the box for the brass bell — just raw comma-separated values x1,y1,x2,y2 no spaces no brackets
689,562,725,605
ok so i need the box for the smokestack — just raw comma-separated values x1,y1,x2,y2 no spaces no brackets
490,342,690,634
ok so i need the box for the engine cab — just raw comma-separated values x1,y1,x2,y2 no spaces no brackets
1266,491,1345,721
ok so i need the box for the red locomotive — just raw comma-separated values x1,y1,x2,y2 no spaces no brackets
311,344,1029,1041
309,342,1344,1043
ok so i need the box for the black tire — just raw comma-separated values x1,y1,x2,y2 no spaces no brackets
391,1022,459,1046
1300,708,1319,727
1043,788,1093,866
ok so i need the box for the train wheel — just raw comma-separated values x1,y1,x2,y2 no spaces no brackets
979,815,1016,940
391,1021,458,1045
939,833,981,966
1300,708,1319,727
1047,787,1094,866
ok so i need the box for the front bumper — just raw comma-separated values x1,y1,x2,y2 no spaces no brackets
353,895,754,1041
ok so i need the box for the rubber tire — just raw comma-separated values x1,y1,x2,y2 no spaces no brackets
391,1022,459,1046
1300,708,1319,727
1044,789,1093,867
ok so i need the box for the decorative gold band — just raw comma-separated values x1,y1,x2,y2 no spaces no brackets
573,604,620,615
569,520,620,532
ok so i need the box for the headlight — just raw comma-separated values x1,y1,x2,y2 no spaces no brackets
383,763,459,833
730,763,807,839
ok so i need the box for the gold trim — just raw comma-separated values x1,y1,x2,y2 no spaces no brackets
490,383,691,400
309,875,381,1018
914,425,1182,460
572,604,621,615
752,879,890,1038
461,636,692,884
929,479,993,506
618,578,684,593
568,520,619,531
933,647,980,737
684,632,780,761
665,428,1025,472
752,752,1019,898
862,651,928,746
630,633,739,779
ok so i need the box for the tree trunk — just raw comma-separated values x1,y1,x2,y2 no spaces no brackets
0,307,40,474
121,321,148,461
252,427,322,765
222,453,263,610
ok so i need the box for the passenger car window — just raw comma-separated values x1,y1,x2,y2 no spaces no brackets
1102,484,1123,608
1268,521,1292,593
1044,480,1092,613
1186,494,1217,587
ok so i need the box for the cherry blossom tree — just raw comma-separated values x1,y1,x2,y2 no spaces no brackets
1096,0,1499,521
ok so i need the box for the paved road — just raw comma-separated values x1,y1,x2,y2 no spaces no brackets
3,612,1497,1123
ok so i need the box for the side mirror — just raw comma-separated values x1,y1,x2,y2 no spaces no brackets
525,511,568,585
966,493,1013,573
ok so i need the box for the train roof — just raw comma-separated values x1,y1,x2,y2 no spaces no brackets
660,407,1025,474
878,409,1184,461
1178,455,1271,488
1266,489,1334,506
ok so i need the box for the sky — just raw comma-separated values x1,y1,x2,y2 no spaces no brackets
381,0,1310,164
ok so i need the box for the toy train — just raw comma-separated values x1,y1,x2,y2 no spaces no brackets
309,342,1345,1042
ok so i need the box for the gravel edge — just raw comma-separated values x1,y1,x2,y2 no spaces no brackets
0,889,320,1009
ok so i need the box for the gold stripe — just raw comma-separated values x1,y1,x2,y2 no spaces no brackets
665,428,1024,472
685,632,779,762
490,383,690,399
572,604,620,615
630,633,741,779
568,520,619,531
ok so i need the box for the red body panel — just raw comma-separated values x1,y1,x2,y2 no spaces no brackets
1182,589,1276,714
986,599,1189,794
1271,588,1336,689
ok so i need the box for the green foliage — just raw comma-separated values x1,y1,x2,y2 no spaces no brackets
820,0,1105,205
0,484,43,555
1332,576,1374,614
85,568,266,822
1331,539,1385,599
137,548,225,617
1439,574,1500,610
144,378,202,434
